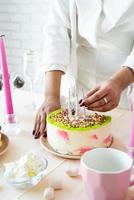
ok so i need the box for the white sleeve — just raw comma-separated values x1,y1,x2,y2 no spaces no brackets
123,45,134,70
42,0,71,73
43,64,67,73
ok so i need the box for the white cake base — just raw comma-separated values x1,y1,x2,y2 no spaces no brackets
47,123,112,156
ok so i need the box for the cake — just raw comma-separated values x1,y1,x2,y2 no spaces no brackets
47,109,112,156
0,132,2,147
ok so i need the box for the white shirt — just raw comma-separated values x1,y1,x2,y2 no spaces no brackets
42,0,134,108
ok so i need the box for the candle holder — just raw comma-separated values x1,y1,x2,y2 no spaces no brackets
1,113,21,136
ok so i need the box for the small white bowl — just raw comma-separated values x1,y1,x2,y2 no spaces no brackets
4,156,48,189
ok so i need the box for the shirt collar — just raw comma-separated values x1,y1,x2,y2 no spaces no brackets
102,0,134,32
75,0,134,46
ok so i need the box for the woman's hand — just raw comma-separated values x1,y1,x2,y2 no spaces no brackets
32,97,61,139
79,67,134,112
79,80,122,112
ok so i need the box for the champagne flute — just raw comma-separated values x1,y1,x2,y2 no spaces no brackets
23,50,40,110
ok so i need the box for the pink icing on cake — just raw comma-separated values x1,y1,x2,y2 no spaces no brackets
57,130,69,140
90,134,98,140
103,135,113,145
79,147,93,155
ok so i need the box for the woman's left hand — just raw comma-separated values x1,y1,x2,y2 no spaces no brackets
79,80,123,112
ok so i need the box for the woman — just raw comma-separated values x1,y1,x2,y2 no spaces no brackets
33,0,134,139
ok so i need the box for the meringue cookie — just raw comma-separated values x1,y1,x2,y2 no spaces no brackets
4,151,47,182
43,187,54,200
47,179,62,190
65,166,79,177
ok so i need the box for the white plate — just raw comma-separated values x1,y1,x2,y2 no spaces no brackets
40,136,81,160
0,133,9,156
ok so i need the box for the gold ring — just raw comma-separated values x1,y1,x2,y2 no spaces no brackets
103,97,108,104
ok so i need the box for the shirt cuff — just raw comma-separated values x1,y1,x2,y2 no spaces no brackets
42,64,67,73
122,56,134,70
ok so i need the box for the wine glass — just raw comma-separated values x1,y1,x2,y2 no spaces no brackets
23,50,40,110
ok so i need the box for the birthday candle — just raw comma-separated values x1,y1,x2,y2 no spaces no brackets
74,80,78,119
82,88,86,118
0,35,14,114
68,88,71,118
75,93,78,119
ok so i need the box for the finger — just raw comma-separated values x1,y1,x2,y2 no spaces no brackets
88,96,110,109
43,128,47,138
34,132,40,139
32,114,39,135
81,87,109,106
39,113,47,136
34,115,41,138
79,86,100,106
32,130,35,135
88,102,115,112
85,86,100,98
33,112,40,130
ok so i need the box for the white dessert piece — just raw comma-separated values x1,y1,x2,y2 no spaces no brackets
65,166,79,177
47,109,112,156
43,187,54,200
47,179,63,190
4,151,47,182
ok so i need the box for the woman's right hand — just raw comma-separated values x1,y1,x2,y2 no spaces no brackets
32,97,61,139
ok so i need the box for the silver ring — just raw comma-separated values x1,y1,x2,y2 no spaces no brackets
103,97,108,104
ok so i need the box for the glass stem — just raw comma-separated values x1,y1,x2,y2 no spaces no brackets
30,78,36,107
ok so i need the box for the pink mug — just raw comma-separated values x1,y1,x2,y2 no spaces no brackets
80,148,133,200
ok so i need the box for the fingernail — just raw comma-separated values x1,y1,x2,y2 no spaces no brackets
79,99,82,104
80,102,85,107
34,134,39,139
34,132,40,139
43,134,47,138
34,136,39,139
32,130,35,135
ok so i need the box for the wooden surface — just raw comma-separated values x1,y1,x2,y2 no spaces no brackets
0,90,132,200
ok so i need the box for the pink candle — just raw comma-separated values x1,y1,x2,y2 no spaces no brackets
0,35,14,114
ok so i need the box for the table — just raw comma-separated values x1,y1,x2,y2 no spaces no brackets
0,90,133,200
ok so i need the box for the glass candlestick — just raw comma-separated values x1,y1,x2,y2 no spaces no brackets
1,113,21,136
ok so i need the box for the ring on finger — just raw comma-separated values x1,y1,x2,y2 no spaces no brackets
103,97,108,104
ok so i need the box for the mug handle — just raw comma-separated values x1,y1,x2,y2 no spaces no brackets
130,163,134,186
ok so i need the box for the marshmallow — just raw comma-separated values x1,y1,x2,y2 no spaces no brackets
47,179,62,190
65,166,79,177
43,187,54,200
